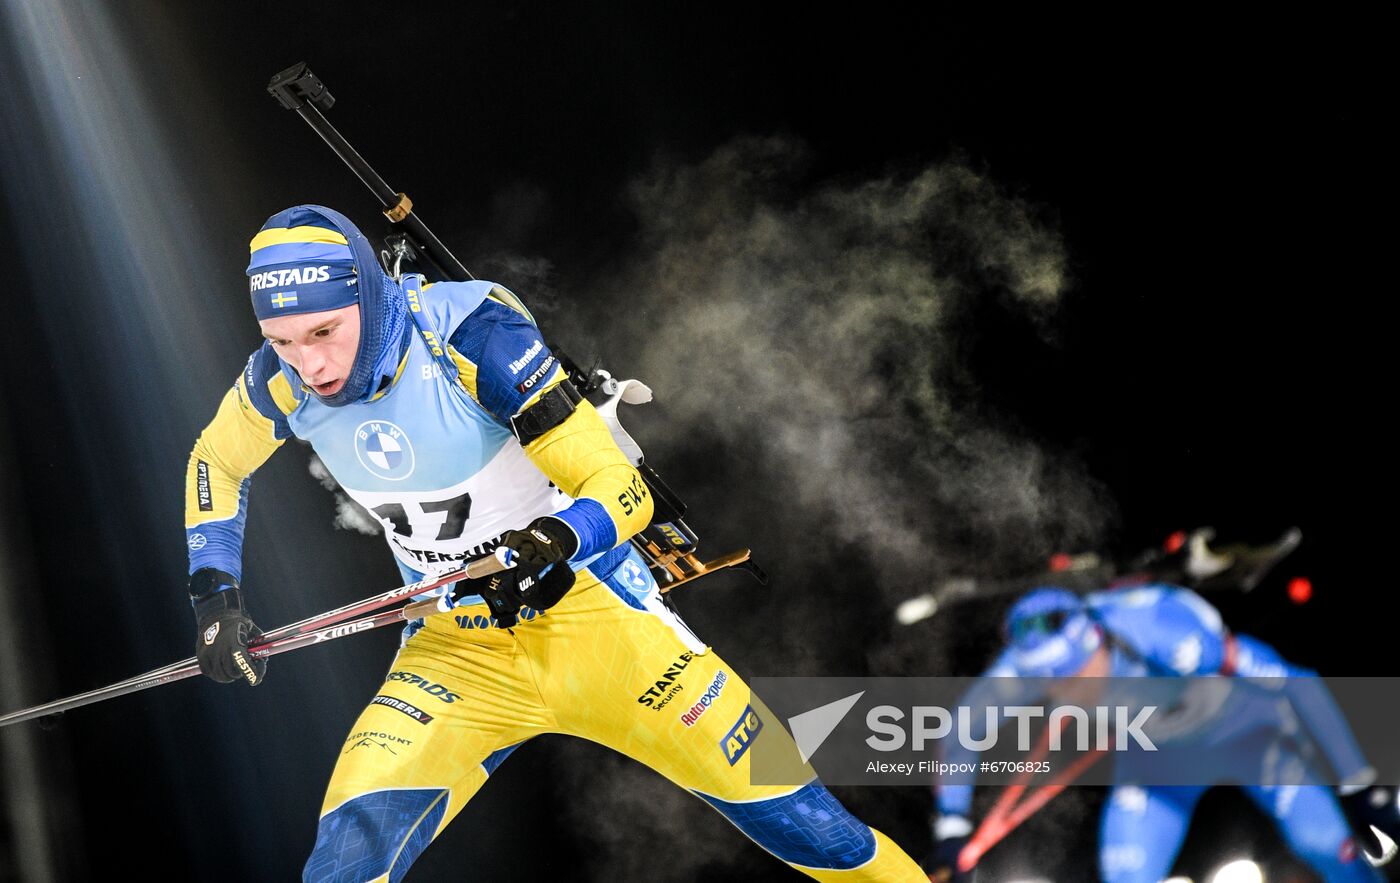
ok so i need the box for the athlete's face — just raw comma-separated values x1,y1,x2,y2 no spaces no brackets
260,304,361,397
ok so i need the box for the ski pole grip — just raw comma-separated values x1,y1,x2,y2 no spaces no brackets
401,547,514,619
465,545,514,578
401,596,448,620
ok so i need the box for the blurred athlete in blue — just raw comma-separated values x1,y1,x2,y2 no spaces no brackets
183,205,924,882
928,585,1400,883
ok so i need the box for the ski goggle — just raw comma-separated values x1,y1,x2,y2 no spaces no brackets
1006,609,1074,643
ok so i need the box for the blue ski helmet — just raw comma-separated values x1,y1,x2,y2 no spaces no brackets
1004,587,1103,678
246,205,407,407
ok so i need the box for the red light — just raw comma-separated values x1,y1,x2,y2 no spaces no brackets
1288,577,1312,604
1164,530,1187,554
1048,552,1073,572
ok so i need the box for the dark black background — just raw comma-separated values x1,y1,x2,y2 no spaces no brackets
0,5,1387,881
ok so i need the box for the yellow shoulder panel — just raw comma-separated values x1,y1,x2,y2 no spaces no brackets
186,383,285,527
266,371,300,416
448,345,481,404
486,284,536,324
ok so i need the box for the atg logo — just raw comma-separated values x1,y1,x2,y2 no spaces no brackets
354,420,416,481
721,704,763,765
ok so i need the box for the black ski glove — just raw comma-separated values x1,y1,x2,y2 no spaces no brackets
190,568,266,686
1340,783,1400,865
462,561,577,629
497,516,578,575
926,814,973,883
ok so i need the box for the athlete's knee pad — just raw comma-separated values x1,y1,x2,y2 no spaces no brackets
302,788,449,883
696,781,878,871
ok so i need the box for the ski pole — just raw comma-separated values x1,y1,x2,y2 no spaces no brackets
0,608,408,729
248,546,513,648
0,549,511,729
953,717,1106,875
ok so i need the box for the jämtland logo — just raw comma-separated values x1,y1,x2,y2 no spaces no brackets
508,340,544,374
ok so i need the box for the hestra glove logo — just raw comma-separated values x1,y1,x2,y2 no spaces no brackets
249,265,331,291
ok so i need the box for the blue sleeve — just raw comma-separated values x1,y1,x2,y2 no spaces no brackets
447,297,561,425
552,499,618,563
186,480,250,581
1229,633,1372,784
185,346,291,581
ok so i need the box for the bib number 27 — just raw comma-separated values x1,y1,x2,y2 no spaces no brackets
371,493,472,541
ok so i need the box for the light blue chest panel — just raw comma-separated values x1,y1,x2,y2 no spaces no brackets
282,278,570,576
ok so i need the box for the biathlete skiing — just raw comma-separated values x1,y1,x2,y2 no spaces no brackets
184,204,927,881
926,584,1400,883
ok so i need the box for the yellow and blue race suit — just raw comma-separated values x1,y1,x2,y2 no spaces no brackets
186,269,924,882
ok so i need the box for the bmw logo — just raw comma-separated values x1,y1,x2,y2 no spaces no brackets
620,559,651,591
354,420,416,481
